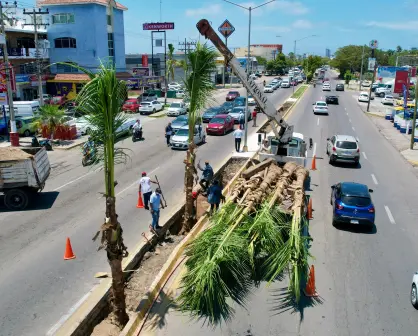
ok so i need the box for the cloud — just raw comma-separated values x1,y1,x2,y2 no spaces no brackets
292,19,312,29
185,4,222,17
269,0,309,15
366,21,418,30
336,26,354,32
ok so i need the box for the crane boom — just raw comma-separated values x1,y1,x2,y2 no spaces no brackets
196,19,293,143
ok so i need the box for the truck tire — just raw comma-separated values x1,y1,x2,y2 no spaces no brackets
4,188,30,210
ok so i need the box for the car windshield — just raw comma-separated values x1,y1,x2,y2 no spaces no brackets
174,115,188,122
141,102,151,106
228,91,238,95
232,108,244,113
210,118,225,124
222,102,233,107
337,141,357,149
170,103,181,108
341,195,371,207
317,102,327,106
125,101,135,105
176,129,189,136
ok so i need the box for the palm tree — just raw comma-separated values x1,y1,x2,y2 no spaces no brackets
166,43,176,82
69,61,130,327
182,43,217,233
32,104,65,140
177,59,188,80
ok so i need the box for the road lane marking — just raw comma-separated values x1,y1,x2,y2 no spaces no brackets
317,117,319,126
352,126,355,131
313,142,317,157
346,112,348,116
384,206,396,224
371,174,378,185
115,166,160,197
349,118,352,123
345,107,347,110
362,152,368,160
53,171,93,191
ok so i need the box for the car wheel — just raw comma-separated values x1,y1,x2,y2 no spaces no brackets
223,128,226,135
380,93,385,98
329,155,335,165
411,284,418,308
23,129,31,137
332,216,337,227
152,109,156,114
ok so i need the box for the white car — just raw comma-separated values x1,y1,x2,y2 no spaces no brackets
170,124,206,149
168,82,182,90
138,100,163,115
361,80,371,87
322,83,331,91
281,80,290,88
176,90,186,99
75,117,93,135
312,101,329,114
358,91,373,102
248,95,255,105
167,102,187,116
411,271,418,308
264,85,274,93
381,95,395,105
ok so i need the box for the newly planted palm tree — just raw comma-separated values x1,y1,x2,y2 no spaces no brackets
182,43,217,232
68,61,130,327
166,43,176,82
32,104,65,140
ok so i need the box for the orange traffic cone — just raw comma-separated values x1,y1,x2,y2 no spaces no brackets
304,265,318,297
311,155,317,170
64,237,76,260
307,198,313,219
136,192,144,208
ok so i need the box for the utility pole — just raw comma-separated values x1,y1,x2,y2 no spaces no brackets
359,44,365,91
0,1,18,146
367,46,376,112
23,8,49,106
411,77,418,149
178,40,196,78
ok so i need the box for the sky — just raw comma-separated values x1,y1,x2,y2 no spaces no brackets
17,0,418,56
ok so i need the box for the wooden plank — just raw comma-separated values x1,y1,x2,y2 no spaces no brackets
241,158,275,179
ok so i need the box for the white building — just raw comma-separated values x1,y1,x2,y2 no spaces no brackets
234,44,283,61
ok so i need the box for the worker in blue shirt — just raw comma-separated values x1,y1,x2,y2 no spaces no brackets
198,160,214,193
207,180,225,214
149,188,165,232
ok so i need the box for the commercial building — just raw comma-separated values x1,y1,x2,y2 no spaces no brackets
38,0,127,99
325,48,331,58
234,44,283,61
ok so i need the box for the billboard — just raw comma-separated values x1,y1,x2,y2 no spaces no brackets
143,22,174,30
132,67,150,77
123,76,164,89
377,66,408,79
394,70,409,94
368,58,376,71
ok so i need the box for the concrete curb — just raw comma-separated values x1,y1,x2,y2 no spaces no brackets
53,141,86,151
148,112,167,118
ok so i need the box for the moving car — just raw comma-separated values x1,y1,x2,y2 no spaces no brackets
206,114,234,135
230,106,251,123
176,90,186,99
170,124,206,149
358,91,373,102
335,83,345,91
361,80,371,87
281,79,290,88
234,97,247,107
171,115,189,133
248,95,255,105
381,94,395,105
411,271,418,308
138,100,163,115
202,106,226,123
221,101,235,113
15,116,36,137
322,83,331,91
167,102,187,117
264,85,274,93
326,134,360,165
226,91,240,101
312,101,329,114
330,182,375,227
122,99,140,113
325,95,339,105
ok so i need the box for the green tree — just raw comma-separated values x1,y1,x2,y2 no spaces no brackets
344,70,352,84
302,55,322,76
32,104,65,141
397,45,403,53
255,56,267,66
182,43,217,232
166,43,176,82
71,61,130,327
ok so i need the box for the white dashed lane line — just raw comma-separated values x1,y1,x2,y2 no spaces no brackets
317,117,320,126
362,152,368,160
371,174,378,185
313,142,317,157
349,118,352,123
352,126,355,131
384,206,396,225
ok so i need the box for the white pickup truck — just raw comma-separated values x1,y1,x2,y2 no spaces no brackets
0,147,51,210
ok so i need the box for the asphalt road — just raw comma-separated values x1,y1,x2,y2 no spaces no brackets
0,79,294,336
143,72,418,336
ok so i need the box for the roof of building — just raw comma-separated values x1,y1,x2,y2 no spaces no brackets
4,19,47,34
38,0,128,11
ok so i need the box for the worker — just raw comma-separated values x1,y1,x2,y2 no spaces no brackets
149,187,165,232
191,191,198,222
233,127,244,152
165,122,173,147
207,180,225,214
261,139,271,153
252,109,257,127
138,172,157,210
197,160,214,193
263,80,266,86
239,113,245,130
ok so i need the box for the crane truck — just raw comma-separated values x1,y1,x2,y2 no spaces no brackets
196,19,308,166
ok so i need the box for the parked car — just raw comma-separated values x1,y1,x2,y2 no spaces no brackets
168,82,182,90
61,115,77,127
138,100,163,115
206,114,234,135
330,182,375,227
221,101,235,113
226,91,240,101
234,97,247,107
312,101,329,114
15,116,36,137
411,271,418,308
361,80,371,87
335,83,345,91
75,117,93,135
248,95,255,105
382,94,395,105
122,99,140,113
176,90,186,99
170,124,206,149
326,134,360,165
50,95,67,107
202,106,226,123
138,92,158,102
264,85,274,93
358,91,373,102
167,102,187,117
230,106,251,123
325,95,339,105
171,115,189,133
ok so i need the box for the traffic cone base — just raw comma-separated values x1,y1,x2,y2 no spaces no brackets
137,192,144,208
304,265,318,297
64,237,76,260
311,155,317,170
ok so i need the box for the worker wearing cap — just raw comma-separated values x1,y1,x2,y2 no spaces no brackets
150,187,165,231
197,160,214,193
138,172,157,210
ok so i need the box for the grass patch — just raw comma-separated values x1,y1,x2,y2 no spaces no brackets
290,85,308,99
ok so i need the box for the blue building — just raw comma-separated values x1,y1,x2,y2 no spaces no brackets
39,0,127,98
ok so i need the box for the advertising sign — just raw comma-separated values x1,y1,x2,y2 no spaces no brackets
369,40,378,49
132,67,150,77
218,19,235,39
123,76,164,89
377,66,408,80
0,92,7,105
368,58,376,71
410,66,417,77
143,22,174,30
15,74,30,84
394,70,409,94
142,54,148,67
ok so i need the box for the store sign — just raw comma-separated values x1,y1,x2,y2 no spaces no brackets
15,74,30,84
132,67,150,77
394,70,409,94
143,22,174,30
0,92,7,105
0,62,15,92
368,58,376,71
124,76,164,89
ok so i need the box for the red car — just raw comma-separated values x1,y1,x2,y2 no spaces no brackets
122,99,140,113
226,91,240,101
206,114,234,135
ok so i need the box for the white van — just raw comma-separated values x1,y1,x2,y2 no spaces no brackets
5,101,40,117
281,78,290,88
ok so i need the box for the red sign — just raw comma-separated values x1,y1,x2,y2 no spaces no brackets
394,70,409,94
142,54,148,67
143,22,174,30
0,62,15,93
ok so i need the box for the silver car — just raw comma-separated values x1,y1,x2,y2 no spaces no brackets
326,135,360,165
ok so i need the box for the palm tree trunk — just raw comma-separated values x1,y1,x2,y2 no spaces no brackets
182,146,196,233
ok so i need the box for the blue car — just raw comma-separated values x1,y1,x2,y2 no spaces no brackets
330,182,375,226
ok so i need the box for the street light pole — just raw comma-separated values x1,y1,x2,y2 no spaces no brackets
243,6,251,152
292,35,316,93
359,44,365,91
